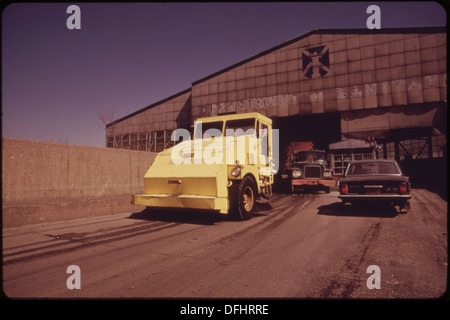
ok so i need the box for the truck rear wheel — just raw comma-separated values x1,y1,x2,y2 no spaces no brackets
230,176,257,220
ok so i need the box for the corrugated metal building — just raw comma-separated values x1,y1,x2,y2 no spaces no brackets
106,26,446,182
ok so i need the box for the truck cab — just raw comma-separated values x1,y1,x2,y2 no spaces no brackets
281,143,335,193
131,112,276,220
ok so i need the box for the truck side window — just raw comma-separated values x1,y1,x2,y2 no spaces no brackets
260,123,269,158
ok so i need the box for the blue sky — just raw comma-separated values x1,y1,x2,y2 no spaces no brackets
2,2,446,147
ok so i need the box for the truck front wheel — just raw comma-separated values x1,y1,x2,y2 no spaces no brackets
230,176,257,220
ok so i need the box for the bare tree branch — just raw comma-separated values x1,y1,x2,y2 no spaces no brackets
97,108,117,129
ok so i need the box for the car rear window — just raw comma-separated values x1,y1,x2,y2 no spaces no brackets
346,162,400,175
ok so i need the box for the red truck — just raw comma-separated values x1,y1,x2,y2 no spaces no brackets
281,142,335,193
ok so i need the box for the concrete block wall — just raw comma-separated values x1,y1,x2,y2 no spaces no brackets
2,138,157,228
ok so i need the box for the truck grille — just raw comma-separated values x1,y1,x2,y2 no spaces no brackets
304,166,321,178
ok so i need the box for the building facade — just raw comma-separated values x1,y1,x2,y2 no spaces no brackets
106,27,446,181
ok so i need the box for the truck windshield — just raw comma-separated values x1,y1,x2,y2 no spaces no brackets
225,119,256,136
194,121,223,139
295,151,326,162
346,161,401,176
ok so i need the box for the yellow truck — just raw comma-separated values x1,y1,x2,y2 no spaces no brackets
131,112,277,220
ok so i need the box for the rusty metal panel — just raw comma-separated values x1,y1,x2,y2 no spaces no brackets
191,30,446,120
107,28,446,150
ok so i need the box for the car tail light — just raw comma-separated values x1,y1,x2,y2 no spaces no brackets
399,182,407,194
340,183,348,194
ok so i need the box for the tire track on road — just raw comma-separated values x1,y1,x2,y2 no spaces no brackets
3,194,295,267
319,221,381,298
3,220,180,266
133,194,318,297
200,194,316,265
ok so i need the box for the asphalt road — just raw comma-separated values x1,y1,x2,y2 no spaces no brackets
2,189,447,300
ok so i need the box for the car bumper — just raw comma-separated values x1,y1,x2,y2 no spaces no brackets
338,194,411,202
131,194,229,214
292,179,336,187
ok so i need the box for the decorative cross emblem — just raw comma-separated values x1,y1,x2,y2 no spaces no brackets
302,45,330,79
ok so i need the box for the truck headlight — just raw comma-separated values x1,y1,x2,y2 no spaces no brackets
231,166,241,177
292,169,301,178
324,170,332,178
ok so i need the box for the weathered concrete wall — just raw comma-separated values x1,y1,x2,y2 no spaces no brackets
2,138,157,228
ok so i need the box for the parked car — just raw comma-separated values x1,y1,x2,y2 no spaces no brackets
338,160,411,213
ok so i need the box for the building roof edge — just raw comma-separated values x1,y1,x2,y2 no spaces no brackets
106,87,192,128
191,26,446,86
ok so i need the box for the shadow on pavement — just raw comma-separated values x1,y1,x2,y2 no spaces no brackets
423,185,447,202
128,208,231,226
317,201,400,218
